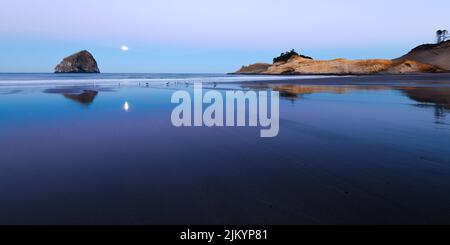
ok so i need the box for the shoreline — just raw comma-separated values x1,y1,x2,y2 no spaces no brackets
1,73,450,89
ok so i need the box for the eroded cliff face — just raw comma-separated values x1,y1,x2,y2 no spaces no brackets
266,56,441,75
55,50,100,73
236,63,272,74
396,40,450,71
235,55,441,75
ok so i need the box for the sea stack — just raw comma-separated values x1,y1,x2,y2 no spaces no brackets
55,50,100,73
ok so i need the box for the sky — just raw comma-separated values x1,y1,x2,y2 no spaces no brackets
0,0,449,73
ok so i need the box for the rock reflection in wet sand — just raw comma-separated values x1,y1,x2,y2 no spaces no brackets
63,90,98,105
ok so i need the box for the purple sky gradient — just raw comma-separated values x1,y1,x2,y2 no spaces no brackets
1,0,449,72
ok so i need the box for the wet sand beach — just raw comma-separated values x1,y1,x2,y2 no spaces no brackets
0,74,449,225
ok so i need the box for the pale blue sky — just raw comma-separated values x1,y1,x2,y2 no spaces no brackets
0,0,448,73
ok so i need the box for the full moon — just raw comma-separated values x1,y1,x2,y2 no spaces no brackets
121,45,129,51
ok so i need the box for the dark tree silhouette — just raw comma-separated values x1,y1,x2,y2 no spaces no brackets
273,49,313,63
437,30,449,43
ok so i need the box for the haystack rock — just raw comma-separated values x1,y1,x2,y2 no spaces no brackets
55,50,100,73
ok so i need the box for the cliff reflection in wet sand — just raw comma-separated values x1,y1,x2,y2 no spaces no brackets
242,84,389,100
246,84,450,121
271,84,388,100
399,87,450,109
399,87,450,121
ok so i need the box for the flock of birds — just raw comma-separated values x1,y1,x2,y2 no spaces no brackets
129,81,218,88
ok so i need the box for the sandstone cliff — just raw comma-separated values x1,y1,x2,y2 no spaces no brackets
55,50,100,73
235,43,448,75
237,63,272,74
236,55,441,75
396,40,450,71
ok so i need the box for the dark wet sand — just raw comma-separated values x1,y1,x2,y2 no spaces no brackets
0,73,450,225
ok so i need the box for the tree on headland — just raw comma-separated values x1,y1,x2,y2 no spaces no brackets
436,30,449,43
273,49,313,63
